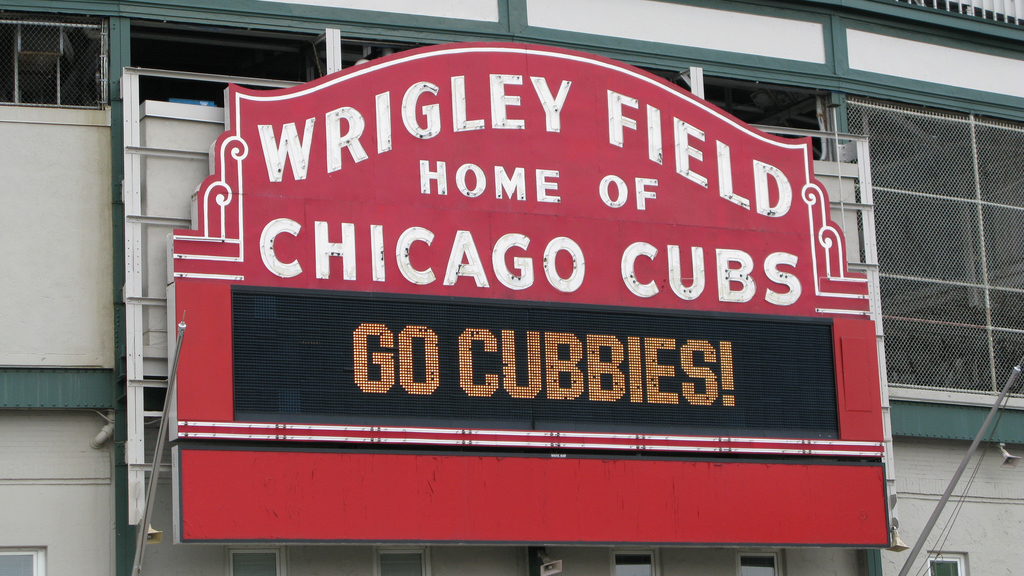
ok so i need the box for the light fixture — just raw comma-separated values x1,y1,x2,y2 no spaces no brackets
888,527,909,552
999,443,1020,469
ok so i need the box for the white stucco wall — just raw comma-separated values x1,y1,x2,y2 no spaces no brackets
0,410,114,575
0,106,113,368
883,438,1024,575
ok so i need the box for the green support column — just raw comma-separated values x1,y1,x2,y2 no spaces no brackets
108,14,134,576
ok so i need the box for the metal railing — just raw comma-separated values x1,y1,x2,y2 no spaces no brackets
893,0,1021,25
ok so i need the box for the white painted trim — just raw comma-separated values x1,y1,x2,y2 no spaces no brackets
376,547,430,576
527,0,826,64
0,548,46,576
889,386,1024,410
736,551,781,576
228,548,286,576
847,29,1024,99
253,0,499,22
611,549,658,576
0,105,109,127
141,100,225,124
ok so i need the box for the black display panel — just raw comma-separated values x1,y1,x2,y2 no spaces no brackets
233,287,839,439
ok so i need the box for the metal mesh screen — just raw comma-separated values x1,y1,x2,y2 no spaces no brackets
0,15,106,108
848,98,1024,396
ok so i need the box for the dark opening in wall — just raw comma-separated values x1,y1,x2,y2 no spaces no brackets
646,68,833,153
661,72,827,130
130,21,417,106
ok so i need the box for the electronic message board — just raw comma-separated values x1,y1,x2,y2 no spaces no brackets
169,43,888,546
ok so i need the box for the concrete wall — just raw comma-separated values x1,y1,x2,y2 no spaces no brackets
882,438,1024,575
0,106,113,368
0,410,114,575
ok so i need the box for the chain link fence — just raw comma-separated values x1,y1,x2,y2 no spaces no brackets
848,98,1024,396
0,14,106,108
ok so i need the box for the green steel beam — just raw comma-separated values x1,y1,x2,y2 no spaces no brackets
3,0,1024,120
890,400,1024,444
865,548,883,576
0,367,113,408
108,14,135,576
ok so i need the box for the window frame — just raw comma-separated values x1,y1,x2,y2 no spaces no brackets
227,547,286,576
0,548,46,576
929,553,967,576
611,549,658,576
375,546,431,576
736,551,782,576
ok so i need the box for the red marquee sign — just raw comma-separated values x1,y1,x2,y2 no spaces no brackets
169,43,887,546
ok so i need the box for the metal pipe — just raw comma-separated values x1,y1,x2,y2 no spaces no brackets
896,354,1024,576
131,319,187,576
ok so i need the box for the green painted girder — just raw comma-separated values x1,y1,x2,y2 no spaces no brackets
891,400,1024,444
0,367,113,409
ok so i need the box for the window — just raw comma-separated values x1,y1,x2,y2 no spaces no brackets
229,549,283,576
930,554,966,576
0,549,45,576
0,14,106,107
614,552,654,576
739,553,779,576
377,549,429,576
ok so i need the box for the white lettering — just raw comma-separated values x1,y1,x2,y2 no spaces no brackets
599,174,628,208
544,237,585,293
314,221,356,280
536,169,560,203
635,177,657,210
258,119,315,182
608,90,639,147
420,160,447,195
531,77,571,132
402,82,441,139
325,107,368,173
717,141,748,209
376,92,392,153
495,166,526,201
456,163,486,198
371,224,386,282
764,252,801,306
621,242,658,298
753,160,792,217
647,105,663,164
396,226,436,285
260,218,302,278
674,118,707,188
716,249,755,303
444,230,489,287
490,74,525,130
492,233,533,290
668,245,705,300
452,76,485,132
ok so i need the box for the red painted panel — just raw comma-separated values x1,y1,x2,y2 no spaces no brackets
178,448,888,546
172,43,868,316
174,281,234,423
833,317,883,442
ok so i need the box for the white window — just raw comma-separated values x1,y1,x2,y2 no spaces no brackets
377,548,429,576
229,548,284,576
0,549,45,576
613,551,655,576
929,554,966,576
738,553,779,576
